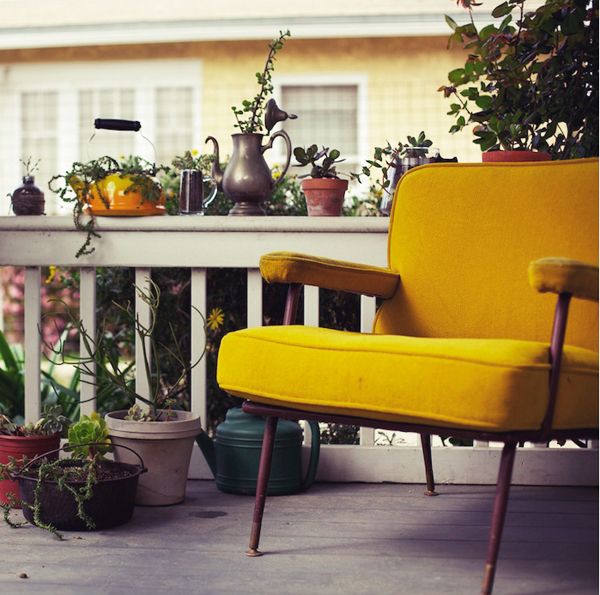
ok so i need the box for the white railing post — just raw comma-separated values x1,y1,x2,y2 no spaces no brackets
24,267,41,423
79,267,97,417
135,267,152,403
360,295,376,446
303,285,319,327
247,269,262,329
191,268,207,429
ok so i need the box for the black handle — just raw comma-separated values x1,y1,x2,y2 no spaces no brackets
94,118,141,132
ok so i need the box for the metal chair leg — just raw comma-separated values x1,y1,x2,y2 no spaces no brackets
420,433,437,496
481,441,517,595
247,415,279,557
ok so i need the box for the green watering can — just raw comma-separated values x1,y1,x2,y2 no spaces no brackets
196,407,320,495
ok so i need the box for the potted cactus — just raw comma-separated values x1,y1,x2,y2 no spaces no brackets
293,145,348,216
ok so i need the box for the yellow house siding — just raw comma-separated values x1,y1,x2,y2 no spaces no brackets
0,35,479,175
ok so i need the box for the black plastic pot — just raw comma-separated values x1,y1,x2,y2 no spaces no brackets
14,444,145,531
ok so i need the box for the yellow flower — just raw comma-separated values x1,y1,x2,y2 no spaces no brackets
207,307,225,331
44,265,57,285
191,149,199,157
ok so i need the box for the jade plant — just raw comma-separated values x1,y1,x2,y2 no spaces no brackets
231,30,292,134
351,131,434,191
439,0,598,158
293,145,346,179
49,155,169,257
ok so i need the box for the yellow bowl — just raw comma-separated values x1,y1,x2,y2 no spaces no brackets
70,173,166,217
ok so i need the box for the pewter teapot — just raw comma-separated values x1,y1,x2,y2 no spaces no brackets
205,99,297,216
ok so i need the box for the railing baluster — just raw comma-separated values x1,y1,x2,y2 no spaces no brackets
79,267,97,416
24,267,41,423
303,286,319,327
191,268,207,430
135,267,152,402
360,295,376,446
247,269,263,328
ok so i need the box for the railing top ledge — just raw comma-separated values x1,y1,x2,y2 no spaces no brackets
0,215,389,233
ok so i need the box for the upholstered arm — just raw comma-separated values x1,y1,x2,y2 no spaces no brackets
528,258,599,302
259,251,400,299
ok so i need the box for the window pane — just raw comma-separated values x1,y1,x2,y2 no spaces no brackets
20,91,58,213
281,85,358,156
79,89,135,160
155,87,194,165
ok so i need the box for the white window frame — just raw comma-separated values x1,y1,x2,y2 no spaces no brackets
272,74,368,171
0,59,202,212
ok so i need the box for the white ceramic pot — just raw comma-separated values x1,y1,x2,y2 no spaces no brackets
105,410,201,506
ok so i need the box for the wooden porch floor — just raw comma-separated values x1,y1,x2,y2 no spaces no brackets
1,481,597,595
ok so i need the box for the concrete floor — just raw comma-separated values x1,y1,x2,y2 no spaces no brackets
0,481,597,595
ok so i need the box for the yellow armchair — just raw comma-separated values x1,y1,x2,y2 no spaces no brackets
217,158,599,594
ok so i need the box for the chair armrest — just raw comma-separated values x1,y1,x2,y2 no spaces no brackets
528,257,598,301
259,251,400,298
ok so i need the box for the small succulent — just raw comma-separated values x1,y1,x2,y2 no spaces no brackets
67,412,111,459
0,405,70,437
293,145,345,179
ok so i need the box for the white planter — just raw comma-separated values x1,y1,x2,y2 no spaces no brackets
105,410,201,506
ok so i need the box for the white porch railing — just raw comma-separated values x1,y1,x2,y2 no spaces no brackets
0,215,597,486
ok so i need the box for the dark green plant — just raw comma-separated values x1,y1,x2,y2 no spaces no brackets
49,155,169,257
293,145,345,179
351,131,434,191
232,30,291,134
439,0,598,157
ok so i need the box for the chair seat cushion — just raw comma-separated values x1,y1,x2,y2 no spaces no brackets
217,326,598,432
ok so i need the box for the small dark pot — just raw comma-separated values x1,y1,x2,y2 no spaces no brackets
17,459,143,531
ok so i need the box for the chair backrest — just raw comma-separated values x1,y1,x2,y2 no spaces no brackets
373,158,599,351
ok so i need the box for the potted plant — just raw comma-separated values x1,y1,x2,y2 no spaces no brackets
293,145,348,216
205,30,296,215
351,132,439,215
1,412,144,537
49,151,169,257
439,0,598,161
170,150,217,215
8,157,45,216
0,405,69,506
46,277,212,506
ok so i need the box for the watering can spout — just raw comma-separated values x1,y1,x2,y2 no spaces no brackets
195,431,217,478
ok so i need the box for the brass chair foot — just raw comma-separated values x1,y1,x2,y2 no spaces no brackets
246,548,264,557
424,489,438,497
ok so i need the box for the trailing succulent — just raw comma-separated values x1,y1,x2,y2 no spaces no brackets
49,155,169,257
1,412,111,538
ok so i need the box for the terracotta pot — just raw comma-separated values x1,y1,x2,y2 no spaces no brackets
105,410,201,506
301,178,349,216
482,150,552,163
69,173,165,217
0,434,60,507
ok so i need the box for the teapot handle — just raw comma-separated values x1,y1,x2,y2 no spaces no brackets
262,130,292,189
300,420,321,491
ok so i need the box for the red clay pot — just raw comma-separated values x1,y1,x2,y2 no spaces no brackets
301,178,348,216
0,434,60,506
482,150,552,163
